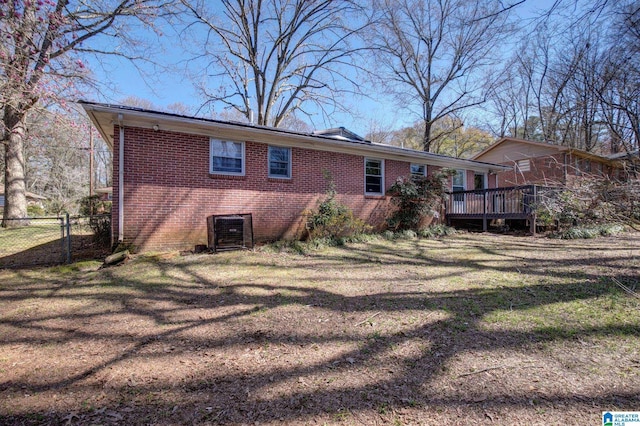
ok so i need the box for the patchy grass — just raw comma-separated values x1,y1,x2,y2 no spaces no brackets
0,233,639,425
0,221,62,253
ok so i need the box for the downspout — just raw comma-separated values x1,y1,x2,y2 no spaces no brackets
118,114,124,243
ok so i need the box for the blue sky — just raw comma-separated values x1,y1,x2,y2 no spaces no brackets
86,0,555,137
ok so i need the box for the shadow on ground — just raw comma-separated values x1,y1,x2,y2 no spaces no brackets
0,234,638,424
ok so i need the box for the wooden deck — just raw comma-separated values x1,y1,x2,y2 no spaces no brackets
445,185,560,233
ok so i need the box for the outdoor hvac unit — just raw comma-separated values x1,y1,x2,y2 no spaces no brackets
207,213,254,252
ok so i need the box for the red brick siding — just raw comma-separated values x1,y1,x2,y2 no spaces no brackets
113,126,440,251
497,153,567,187
495,153,616,187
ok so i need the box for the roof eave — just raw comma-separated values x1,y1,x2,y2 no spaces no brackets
80,101,509,173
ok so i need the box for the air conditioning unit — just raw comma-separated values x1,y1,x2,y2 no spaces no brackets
207,213,254,252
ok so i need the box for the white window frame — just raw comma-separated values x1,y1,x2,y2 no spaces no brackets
210,138,245,176
473,172,487,190
364,158,385,195
452,169,466,192
268,146,292,179
410,163,427,180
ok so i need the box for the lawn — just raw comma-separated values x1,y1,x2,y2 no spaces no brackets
0,217,108,268
0,232,639,425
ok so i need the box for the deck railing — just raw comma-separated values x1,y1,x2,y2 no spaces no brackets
445,185,562,231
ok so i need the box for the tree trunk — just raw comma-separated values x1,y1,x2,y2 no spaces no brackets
423,120,432,152
3,107,28,227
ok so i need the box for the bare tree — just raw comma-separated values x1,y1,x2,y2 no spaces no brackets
488,0,639,155
0,0,173,225
594,1,640,154
180,0,368,128
367,0,519,152
26,111,88,214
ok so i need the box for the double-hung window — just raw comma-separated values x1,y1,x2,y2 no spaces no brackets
210,139,244,175
365,158,384,195
452,169,465,192
268,146,291,179
410,164,426,180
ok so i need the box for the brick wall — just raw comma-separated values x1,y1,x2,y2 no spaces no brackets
113,126,445,251
496,153,568,187
495,153,618,188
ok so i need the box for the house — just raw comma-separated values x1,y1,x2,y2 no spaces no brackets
0,190,47,210
81,101,508,251
95,187,113,201
607,150,639,178
472,137,623,187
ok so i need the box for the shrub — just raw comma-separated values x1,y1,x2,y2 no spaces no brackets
27,205,45,217
551,223,624,239
386,168,455,230
382,230,395,240
307,175,372,240
90,215,111,246
599,223,624,236
80,195,112,216
418,224,457,238
398,229,418,240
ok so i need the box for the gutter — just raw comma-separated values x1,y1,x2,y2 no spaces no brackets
80,101,511,173
118,113,124,243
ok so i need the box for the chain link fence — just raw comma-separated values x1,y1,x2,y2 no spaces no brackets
0,214,111,268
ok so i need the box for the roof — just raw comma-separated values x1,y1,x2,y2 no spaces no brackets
473,137,616,165
608,149,639,160
0,190,47,200
313,127,367,142
79,101,510,173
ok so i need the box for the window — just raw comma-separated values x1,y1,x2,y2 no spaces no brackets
575,157,582,176
452,169,465,192
210,139,244,175
410,164,426,180
268,146,291,178
516,159,530,172
474,173,486,190
365,158,384,195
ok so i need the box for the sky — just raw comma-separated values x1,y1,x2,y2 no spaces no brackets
86,0,556,138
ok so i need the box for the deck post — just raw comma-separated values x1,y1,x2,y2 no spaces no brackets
529,186,538,235
482,189,487,231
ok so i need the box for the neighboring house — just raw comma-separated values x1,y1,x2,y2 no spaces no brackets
0,190,47,210
607,150,639,177
472,137,623,187
95,187,113,201
81,101,508,251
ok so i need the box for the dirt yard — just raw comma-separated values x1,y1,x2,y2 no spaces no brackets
0,232,639,425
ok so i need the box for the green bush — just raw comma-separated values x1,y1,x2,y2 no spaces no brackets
27,205,45,217
386,168,455,230
382,230,396,240
418,224,457,238
307,177,372,240
551,223,624,239
599,223,625,236
398,229,418,240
